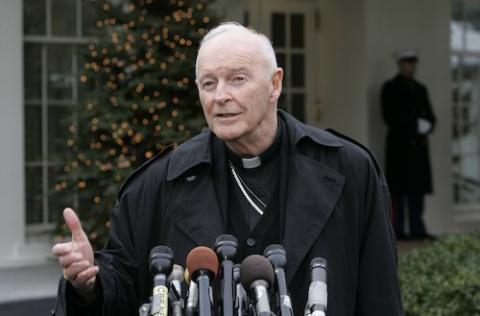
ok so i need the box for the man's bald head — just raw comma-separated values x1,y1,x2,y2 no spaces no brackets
195,22,278,78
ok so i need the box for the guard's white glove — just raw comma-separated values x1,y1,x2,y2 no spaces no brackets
417,118,432,135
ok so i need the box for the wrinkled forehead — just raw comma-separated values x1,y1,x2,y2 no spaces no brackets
196,32,271,75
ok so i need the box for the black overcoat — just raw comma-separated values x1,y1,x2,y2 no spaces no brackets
54,111,403,316
381,74,436,195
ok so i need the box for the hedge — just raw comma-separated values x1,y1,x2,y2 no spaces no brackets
399,232,480,316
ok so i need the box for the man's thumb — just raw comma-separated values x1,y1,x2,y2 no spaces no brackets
63,208,87,242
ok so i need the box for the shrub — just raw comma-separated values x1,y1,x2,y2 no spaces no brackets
399,233,480,316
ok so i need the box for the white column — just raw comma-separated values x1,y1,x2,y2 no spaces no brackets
0,0,51,267
0,0,26,266
315,0,369,144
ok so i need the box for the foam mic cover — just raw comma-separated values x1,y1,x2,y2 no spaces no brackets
186,247,218,316
149,245,174,276
240,254,275,289
215,234,239,260
186,246,219,277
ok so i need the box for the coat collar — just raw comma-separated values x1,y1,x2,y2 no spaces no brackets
166,110,343,181
165,111,346,282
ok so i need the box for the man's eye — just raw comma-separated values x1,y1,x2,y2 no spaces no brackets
233,76,245,82
202,81,214,88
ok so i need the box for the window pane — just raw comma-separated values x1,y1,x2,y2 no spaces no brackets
49,166,72,222
24,0,46,35
26,166,43,224
458,155,480,203
291,54,305,88
51,0,77,36
48,44,74,100
82,0,100,36
24,43,42,100
78,45,95,100
48,106,73,160
276,53,287,86
292,93,305,122
452,0,463,22
25,105,43,162
276,53,285,69
290,14,305,48
279,93,287,110
272,13,286,48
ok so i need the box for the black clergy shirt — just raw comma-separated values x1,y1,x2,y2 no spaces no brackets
226,118,289,258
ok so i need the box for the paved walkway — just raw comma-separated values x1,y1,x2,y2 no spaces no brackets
0,261,60,303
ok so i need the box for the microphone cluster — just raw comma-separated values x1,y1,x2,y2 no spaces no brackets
139,235,328,316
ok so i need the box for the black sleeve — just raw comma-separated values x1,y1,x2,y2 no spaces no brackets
355,158,404,315
421,85,437,133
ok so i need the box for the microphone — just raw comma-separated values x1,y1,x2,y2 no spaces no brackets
186,246,219,316
240,254,275,316
305,257,328,316
264,244,293,316
233,263,248,316
185,269,198,316
167,264,184,316
149,245,174,316
215,234,238,316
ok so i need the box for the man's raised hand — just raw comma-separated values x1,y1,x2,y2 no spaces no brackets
52,208,99,300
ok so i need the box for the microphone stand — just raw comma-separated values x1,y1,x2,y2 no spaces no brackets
215,234,238,316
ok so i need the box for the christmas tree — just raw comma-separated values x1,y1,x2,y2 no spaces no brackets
54,0,218,249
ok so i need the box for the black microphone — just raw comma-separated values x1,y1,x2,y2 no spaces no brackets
149,245,174,316
167,264,184,316
305,257,328,316
186,246,219,316
233,263,248,316
240,254,275,316
264,244,293,316
215,234,238,316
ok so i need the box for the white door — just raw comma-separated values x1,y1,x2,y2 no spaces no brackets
248,0,318,124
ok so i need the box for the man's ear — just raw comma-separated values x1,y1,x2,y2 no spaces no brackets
270,67,284,102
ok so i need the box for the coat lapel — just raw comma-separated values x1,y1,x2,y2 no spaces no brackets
283,153,345,284
164,132,226,248
167,173,225,248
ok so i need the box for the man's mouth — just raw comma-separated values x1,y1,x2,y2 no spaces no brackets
216,113,239,118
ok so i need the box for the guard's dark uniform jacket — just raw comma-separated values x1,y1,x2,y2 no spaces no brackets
381,74,436,195
54,111,403,316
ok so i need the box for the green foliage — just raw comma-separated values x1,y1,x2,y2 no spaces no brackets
399,233,480,316
53,0,218,249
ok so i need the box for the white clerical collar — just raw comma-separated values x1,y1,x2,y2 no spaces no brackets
241,156,261,169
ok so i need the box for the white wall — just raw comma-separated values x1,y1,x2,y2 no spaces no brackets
0,0,51,268
0,0,26,266
365,0,453,234
315,0,369,144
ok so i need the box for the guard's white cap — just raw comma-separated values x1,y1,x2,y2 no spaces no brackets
393,49,419,62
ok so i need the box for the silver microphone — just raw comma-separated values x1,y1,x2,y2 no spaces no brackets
305,257,328,316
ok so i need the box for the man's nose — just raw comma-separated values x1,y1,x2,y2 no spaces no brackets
214,82,230,104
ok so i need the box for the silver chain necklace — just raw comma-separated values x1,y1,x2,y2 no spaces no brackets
228,161,266,216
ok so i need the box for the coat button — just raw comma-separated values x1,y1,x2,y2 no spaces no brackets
246,238,256,247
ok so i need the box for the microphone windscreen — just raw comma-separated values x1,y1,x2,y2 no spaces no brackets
215,234,239,247
240,254,275,289
149,245,174,275
186,246,219,277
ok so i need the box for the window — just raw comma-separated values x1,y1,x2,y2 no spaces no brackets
23,0,98,234
272,12,307,122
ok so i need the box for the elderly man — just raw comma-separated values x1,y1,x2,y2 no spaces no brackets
53,22,403,315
